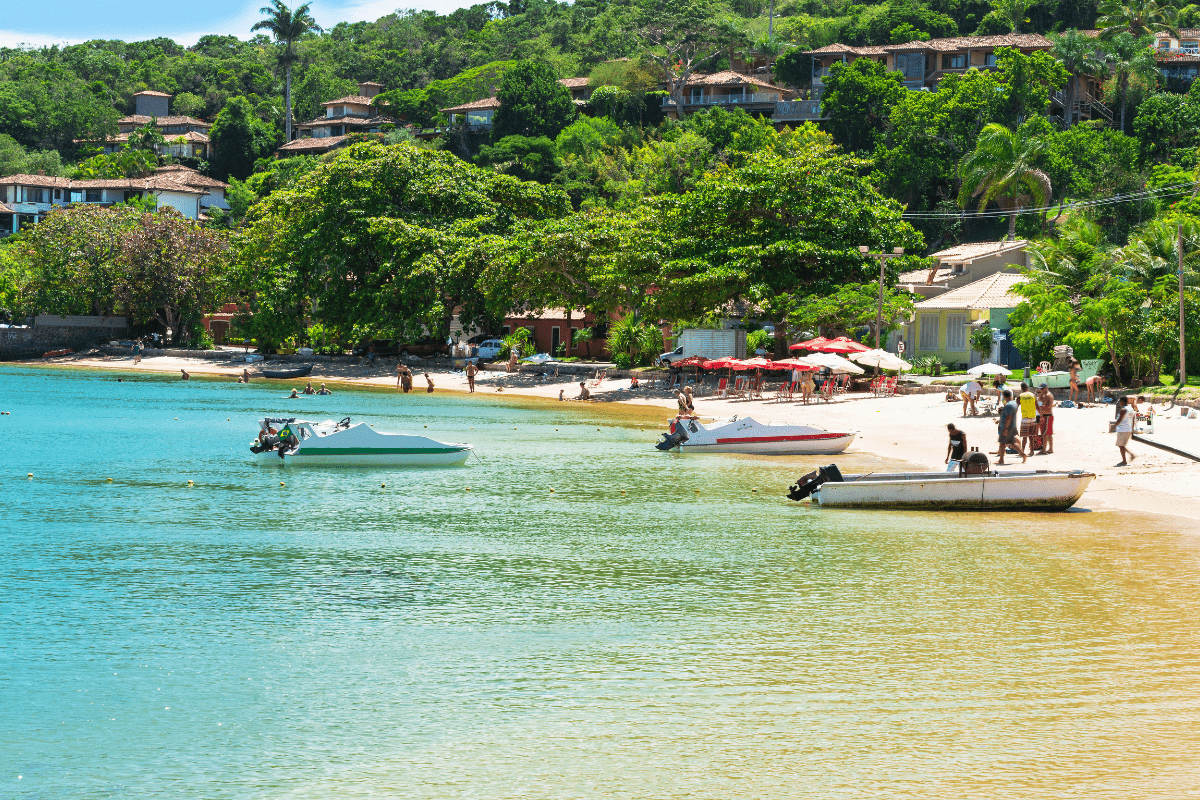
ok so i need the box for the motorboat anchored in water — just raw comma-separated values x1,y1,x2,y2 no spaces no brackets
656,416,856,455
786,463,1095,511
251,417,472,466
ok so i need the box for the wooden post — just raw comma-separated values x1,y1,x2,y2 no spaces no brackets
1180,223,1188,388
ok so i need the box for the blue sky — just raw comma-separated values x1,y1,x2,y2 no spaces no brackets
0,0,474,48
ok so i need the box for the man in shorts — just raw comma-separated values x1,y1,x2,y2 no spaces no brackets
1018,382,1037,458
994,389,1025,465
961,378,981,416
465,361,478,393
1036,383,1055,454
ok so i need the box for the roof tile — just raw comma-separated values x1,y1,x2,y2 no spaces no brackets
914,272,1026,310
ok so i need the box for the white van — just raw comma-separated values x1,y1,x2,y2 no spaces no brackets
475,339,504,360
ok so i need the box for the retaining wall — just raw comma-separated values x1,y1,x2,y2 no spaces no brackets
1,321,127,360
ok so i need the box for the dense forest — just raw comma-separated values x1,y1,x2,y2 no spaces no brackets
1,0,1199,381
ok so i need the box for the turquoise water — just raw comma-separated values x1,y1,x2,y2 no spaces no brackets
3,365,1200,799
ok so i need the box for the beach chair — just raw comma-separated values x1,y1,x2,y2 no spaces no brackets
833,374,848,396
885,377,899,396
715,377,728,398
588,369,605,388
772,382,790,403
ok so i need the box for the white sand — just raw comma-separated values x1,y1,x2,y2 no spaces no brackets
32,351,1200,524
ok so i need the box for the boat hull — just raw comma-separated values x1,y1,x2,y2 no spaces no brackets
681,432,856,455
259,447,471,467
260,364,313,379
812,470,1095,511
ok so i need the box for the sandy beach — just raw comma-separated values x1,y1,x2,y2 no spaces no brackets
25,350,1200,523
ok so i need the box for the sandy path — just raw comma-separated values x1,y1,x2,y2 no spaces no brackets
27,352,1200,524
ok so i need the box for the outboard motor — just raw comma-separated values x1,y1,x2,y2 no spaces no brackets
786,463,844,501
959,450,990,475
655,418,691,451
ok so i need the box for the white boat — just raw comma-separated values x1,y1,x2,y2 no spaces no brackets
251,417,472,466
787,464,1095,511
1033,358,1102,391
656,416,856,455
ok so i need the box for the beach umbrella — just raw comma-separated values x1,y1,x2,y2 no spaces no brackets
789,336,830,351
732,357,789,371
772,358,817,371
799,352,866,374
967,362,1012,376
673,356,708,368
820,336,872,354
851,349,912,371
702,357,739,369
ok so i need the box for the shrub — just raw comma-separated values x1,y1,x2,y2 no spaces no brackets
746,329,772,352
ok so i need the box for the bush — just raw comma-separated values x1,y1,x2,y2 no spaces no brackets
746,329,772,352
613,353,632,368
499,328,533,359
1061,331,1108,361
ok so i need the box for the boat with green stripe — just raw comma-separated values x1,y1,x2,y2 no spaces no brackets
251,417,472,467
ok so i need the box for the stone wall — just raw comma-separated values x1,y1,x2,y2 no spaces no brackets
1,318,127,360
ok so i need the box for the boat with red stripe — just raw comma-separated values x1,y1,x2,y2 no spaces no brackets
657,415,856,455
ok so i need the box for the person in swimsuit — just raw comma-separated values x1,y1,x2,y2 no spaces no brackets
1068,360,1080,403
1036,383,1055,454
302,382,316,395
424,373,435,393
1086,374,1103,403
465,362,478,393
317,383,332,395
180,369,189,380
945,423,967,471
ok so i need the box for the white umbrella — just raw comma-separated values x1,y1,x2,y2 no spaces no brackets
799,352,866,374
967,362,1012,376
851,349,912,371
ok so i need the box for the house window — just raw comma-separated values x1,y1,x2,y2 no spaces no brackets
54,189,61,200
551,326,560,354
1184,41,1199,54
894,52,925,80
942,54,966,69
919,314,939,351
501,325,510,335
331,126,344,136
946,314,967,351
85,190,102,203
1158,39,1171,51
984,52,998,67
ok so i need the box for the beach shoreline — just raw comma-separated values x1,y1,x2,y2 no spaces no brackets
14,351,1200,525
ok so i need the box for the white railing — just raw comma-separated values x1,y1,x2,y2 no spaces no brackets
682,92,780,105
773,100,822,120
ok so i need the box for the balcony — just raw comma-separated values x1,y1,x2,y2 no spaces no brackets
773,100,823,121
670,92,782,106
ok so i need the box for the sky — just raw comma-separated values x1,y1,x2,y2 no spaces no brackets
0,0,475,48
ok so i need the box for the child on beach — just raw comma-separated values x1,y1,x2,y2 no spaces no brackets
425,373,435,393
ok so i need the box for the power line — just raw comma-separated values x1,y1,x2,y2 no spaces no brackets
899,182,1198,220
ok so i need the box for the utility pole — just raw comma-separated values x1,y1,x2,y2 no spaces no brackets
1181,223,1188,388
859,245,906,350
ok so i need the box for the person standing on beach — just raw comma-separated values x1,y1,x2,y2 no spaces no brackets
1114,396,1136,466
425,373,434,393
1086,374,1103,403
465,361,478,393
945,424,967,471
1036,383,1055,454
1068,360,1080,403
1018,382,1037,457
994,389,1024,465
132,339,142,364
961,378,981,416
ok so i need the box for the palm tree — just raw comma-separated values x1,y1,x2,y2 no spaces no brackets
1101,32,1160,131
990,0,1036,33
1119,217,1200,289
958,123,1052,241
1096,0,1179,38
1049,30,1105,126
252,0,320,143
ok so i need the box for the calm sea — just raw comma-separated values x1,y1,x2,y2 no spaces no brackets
2,365,1200,799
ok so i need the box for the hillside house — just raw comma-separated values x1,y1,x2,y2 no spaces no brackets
898,240,1028,300
662,71,794,119
278,81,397,155
79,90,213,159
906,272,1027,369
1153,28,1200,86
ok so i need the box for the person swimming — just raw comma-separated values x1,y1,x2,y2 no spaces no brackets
317,383,331,395
287,388,299,398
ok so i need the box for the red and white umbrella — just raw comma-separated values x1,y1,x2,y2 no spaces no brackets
789,336,830,351
819,336,872,354
732,357,790,371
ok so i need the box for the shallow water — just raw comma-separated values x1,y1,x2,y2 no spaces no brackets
2,365,1200,799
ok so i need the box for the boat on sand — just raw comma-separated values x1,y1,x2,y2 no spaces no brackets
657,416,856,455
251,417,472,466
259,364,313,379
787,463,1095,511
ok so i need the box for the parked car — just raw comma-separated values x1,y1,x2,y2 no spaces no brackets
397,337,450,357
659,345,686,365
475,338,504,361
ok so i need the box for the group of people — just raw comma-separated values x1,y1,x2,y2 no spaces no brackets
950,381,1058,469
395,364,435,393
286,382,332,398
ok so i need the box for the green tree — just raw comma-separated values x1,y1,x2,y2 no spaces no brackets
1050,30,1106,126
491,60,577,141
209,96,279,181
633,0,742,111
772,49,811,91
993,47,1068,124
115,211,230,346
1133,91,1200,162
127,120,166,153
71,147,158,179
990,0,1035,33
252,0,321,143
1096,0,1179,38
958,122,1052,240
819,58,904,153
476,135,561,183
1103,33,1161,131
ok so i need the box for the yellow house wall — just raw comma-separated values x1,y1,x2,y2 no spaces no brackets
911,308,987,366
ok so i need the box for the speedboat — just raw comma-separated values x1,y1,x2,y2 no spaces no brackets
1031,358,1102,391
656,416,856,455
786,463,1095,511
251,417,472,466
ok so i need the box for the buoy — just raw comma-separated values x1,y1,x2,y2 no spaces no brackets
279,481,285,487
187,480,194,486
27,472,33,478
465,487,470,492
621,490,626,496
752,488,757,493
106,478,112,482
424,425,427,428
694,489,699,495
549,487,555,492
381,483,386,488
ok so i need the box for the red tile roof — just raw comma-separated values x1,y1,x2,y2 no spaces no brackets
885,33,1051,52
683,70,790,92
322,95,377,106
441,96,502,113
805,42,888,56
133,90,172,97
154,165,228,189
0,173,71,188
559,77,590,88
915,272,1025,309
277,135,349,152
70,176,207,194
118,115,211,127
